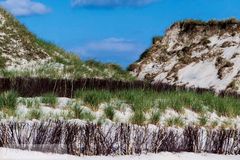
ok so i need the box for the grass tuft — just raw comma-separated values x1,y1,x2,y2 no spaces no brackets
71,103,95,121
75,90,112,110
72,103,84,119
210,120,219,128
41,93,57,107
166,117,185,127
73,89,240,118
150,111,161,125
198,115,208,126
28,108,42,120
131,111,146,125
104,105,115,120
0,90,18,111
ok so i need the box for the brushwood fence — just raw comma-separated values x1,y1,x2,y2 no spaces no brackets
0,121,239,156
0,77,235,98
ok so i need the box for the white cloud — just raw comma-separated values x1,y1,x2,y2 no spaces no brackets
71,0,157,8
0,0,50,16
71,37,145,67
74,38,141,55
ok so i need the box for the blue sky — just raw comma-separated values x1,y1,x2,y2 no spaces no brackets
1,0,240,67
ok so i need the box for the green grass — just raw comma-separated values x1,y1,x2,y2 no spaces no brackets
75,90,112,110
28,108,42,120
131,111,146,125
71,103,95,121
210,120,219,128
0,87,240,123
74,89,240,117
80,111,95,122
165,117,185,127
19,98,40,108
72,103,84,119
150,111,161,125
41,93,57,107
0,7,135,81
0,90,18,110
104,105,115,120
198,115,208,126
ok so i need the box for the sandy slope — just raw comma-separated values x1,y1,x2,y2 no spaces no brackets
0,148,239,160
130,20,240,93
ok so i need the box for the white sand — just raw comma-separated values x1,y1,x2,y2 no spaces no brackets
0,148,239,160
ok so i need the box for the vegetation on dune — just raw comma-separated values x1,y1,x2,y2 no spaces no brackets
0,55,134,81
71,103,95,121
173,18,240,32
1,6,240,124
131,110,146,125
32,33,134,80
0,7,134,81
80,111,95,122
28,108,42,120
210,120,219,128
198,115,208,126
19,98,40,108
150,111,161,125
41,93,57,108
0,7,48,60
71,103,84,119
0,55,6,69
0,88,239,125
152,36,162,44
0,90,18,117
165,116,185,127
0,90,18,110
74,89,240,118
104,105,115,120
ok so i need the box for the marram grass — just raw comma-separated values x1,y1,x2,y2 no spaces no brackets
74,89,240,117
0,88,240,124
